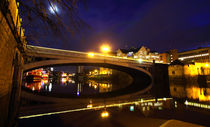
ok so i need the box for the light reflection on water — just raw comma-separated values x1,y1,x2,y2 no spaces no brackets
170,85,210,102
169,62,210,103
186,87,210,101
24,78,210,102
23,77,126,96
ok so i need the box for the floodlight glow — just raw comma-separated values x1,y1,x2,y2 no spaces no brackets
100,44,111,53
87,104,93,108
138,59,143,63
88,52,94,57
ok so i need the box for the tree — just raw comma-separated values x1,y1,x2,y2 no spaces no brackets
17,0,88,44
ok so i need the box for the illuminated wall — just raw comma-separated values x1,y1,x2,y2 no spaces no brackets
169,62,210,102
99,68,112,75
184,63,210,76
116,49,128,57
116,46,162,62
89,68,112,76
160,53,170,64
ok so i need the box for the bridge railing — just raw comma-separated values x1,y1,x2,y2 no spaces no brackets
26,45,153,67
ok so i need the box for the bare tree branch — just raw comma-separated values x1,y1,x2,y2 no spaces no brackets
17,0,88,45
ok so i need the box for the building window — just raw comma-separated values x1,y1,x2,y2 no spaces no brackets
160,56,163,60
172,71,175,74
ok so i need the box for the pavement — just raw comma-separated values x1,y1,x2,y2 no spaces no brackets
18,106,207,127
19,109,165,127
160,120,204,127
19,92,210,127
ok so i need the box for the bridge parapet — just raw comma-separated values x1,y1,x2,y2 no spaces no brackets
23,45,170,103
25,45,153,68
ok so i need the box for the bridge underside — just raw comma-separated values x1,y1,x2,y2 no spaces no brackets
22,45,154,97
23,59,153,98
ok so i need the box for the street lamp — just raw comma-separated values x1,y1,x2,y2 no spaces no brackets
138,58,143,63
100,44,111,54
87,104,93,108
100,44,111,63
88,52,94,57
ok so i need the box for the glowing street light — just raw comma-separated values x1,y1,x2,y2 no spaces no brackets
87,104,93,108
88,52,94,57
138,58,143,63
100,44,111,54
101,110,109,118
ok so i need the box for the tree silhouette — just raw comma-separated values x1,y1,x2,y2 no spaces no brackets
17,0,89,44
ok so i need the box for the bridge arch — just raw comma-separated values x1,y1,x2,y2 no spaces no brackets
22,45,155,98
23,59,151,75
23,59,153,98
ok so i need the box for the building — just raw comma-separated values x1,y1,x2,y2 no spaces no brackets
178,47,210,63
116,46,161,62
99,68,112,75
116,48,139,58
169,61,210,101
169,49,178,63
133,46,150,59
159,53,170,64
89,67,112,76
165,47,210,64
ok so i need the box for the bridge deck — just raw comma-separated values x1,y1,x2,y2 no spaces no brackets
26,45,153,67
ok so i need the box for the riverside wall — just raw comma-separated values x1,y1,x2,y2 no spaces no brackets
0,0,25,126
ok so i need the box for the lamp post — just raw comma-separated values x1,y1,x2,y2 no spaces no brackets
100,44,110,54
100,44,111,63
88,52,94,57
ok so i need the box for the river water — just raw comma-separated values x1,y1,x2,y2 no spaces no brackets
20,66,210,126
22,66,133,97
22,66,210,102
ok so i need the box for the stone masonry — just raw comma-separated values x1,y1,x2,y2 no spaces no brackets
0,0,25,127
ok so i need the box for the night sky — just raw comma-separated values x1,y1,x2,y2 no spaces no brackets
24,0,210,53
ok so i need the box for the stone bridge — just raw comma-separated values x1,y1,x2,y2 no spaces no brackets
24,45,153,72
23,45,157,98
23,45,170,98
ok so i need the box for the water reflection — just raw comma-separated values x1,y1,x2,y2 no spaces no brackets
23,66,131,96
23,78,114,95
88,80,112,93
169,62,210,103
170,85,210,102
24,79,50,92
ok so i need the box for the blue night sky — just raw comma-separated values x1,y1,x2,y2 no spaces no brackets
24,0,210,53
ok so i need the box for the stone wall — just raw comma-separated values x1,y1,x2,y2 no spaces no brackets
0,0,24,127
150,63,170,98
169,62,210,101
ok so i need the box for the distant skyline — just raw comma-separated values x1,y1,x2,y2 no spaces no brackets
23,0,210,53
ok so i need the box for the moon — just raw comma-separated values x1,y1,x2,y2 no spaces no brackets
49,5,59,14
